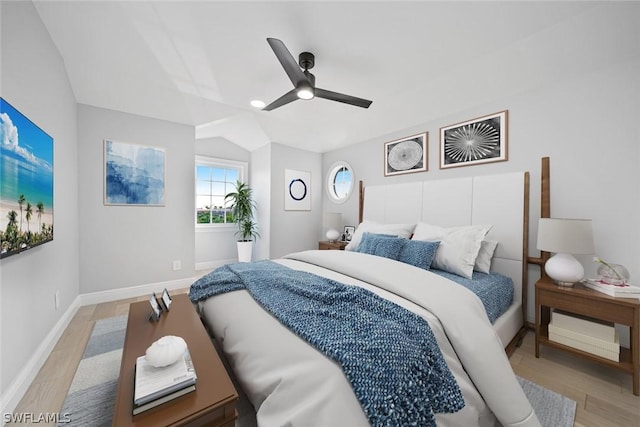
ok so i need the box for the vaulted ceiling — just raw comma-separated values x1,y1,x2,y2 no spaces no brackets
33,1,600,152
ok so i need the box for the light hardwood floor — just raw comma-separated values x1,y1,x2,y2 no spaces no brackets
11,293,640,426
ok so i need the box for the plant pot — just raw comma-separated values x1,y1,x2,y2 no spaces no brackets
237,241,253,263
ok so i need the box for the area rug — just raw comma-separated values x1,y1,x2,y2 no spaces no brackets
59,316,576,427
517,376,576,427
58,315,126,427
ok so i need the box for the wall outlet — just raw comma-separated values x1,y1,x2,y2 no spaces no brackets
54,290,60,310
172,260,181,271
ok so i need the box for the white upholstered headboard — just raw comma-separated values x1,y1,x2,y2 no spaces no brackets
361,171,529,339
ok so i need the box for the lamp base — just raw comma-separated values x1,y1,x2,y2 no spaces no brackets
326,229,340,242
553,280,576,287
545,253,584,287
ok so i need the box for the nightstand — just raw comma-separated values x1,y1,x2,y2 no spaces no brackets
535,277,640,395
318,240,348,250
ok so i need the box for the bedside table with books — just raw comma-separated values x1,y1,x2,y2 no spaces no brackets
535,277,640,396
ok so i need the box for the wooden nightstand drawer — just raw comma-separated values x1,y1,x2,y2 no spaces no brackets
318,241,348,250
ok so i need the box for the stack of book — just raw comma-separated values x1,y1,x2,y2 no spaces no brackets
583,278,640,298
548,310,619,362
133,348,197,415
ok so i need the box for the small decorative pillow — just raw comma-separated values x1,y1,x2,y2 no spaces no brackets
474,240,499,273
345,221,416,251
356,232,397,254
397,239,440,271
412,222,492,279
356,232,404,260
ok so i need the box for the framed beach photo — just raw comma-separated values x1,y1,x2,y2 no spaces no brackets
104,139,165,206
384,133,428,176
0,98,54,259
440,110,508,169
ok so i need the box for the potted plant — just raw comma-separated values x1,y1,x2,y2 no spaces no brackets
225,180,260,262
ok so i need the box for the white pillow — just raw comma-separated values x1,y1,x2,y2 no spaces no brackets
474,240,498,274
411,222,492,279
345,220,415,251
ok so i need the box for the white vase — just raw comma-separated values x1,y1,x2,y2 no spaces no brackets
237,241,253,262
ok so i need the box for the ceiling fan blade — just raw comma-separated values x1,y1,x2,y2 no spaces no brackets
315,88,373,109
263,89,299,111
267,38,309,88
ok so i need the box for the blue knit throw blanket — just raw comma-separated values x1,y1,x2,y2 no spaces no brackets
189,261,465,426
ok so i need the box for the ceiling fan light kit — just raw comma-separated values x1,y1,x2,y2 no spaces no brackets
263,38,372,111
296,83,314,100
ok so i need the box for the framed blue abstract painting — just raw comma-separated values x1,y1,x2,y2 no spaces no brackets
104,139,165,206
0,98,54,259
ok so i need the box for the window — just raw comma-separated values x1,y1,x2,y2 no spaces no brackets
195,156,247,226
326,161,354,204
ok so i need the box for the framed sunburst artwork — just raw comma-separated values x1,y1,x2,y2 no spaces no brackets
384,132,428,176
439,110,508,169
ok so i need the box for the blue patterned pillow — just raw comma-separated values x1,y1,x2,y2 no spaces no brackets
357,233,404,260
398,240,440,271
357,232,395,254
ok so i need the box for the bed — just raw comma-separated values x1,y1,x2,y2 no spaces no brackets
190,169,542,427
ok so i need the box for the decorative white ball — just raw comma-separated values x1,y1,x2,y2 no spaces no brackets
145,335,187,368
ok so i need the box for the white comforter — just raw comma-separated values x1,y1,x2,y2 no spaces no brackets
197,250,540,427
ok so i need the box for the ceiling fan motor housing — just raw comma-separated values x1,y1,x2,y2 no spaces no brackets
298,52,315,70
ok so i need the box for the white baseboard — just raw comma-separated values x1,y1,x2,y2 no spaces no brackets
1,276,197,424
79,276,197,306
1,295,81,422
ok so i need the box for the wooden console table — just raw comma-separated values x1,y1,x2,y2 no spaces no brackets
113,293,238,426
535,277,640,395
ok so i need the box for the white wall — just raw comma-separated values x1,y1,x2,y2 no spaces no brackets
269,143,322,259
249,143,322,261
250,144,272,261
0,0,79,411
323,19,640,325
77,104,196,294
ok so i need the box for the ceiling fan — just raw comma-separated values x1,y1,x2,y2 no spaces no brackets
263,38,373,111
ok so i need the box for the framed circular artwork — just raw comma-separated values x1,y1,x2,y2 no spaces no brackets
439,110,508,169
384,132,428,176
284,169,311,210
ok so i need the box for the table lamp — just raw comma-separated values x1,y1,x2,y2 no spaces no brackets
323,212,342,242
536,218,595,286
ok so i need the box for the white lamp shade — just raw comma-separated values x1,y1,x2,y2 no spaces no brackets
536,218,594,254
